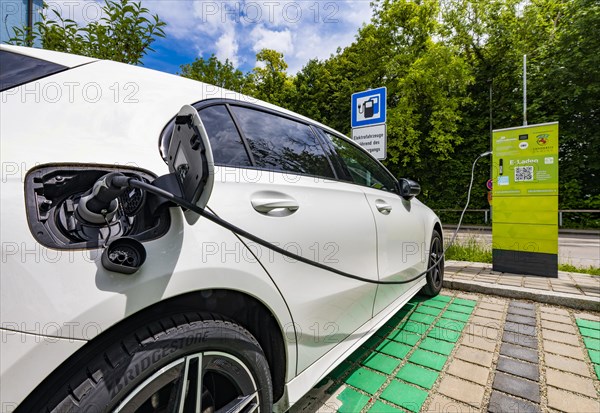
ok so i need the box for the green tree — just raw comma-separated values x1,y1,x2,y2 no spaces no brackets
179,54,251,93
251,49,295,108
9,0,166,65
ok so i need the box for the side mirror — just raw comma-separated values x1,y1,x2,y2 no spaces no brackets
398,178,421,200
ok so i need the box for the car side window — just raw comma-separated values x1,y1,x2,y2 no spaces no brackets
197,105,252,167
0,51,67,91
324,132,397,193
230,106,335,178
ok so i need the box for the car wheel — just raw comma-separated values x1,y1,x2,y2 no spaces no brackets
48,317,273,413
422,230,444,296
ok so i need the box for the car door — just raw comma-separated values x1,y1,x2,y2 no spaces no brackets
322,132,427,316
195,104,379,374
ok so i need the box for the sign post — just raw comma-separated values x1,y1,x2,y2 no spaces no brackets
351,87,387,159
492,122,559,277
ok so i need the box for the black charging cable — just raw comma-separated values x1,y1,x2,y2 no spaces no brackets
115,151,490,285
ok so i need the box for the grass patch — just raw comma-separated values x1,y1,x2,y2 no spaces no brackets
446,238,600,275
445,239,492,263
558,264,600,276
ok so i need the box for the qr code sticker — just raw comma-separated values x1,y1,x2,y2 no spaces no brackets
515,166,534,182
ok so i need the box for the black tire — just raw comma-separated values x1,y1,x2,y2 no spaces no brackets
32,316,273,413
421,230,444,296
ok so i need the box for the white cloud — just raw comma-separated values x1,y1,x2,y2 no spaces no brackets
249,26,293,55
215,22,239,65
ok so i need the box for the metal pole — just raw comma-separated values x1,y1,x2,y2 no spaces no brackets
523,54,527,126
27,0,34,46
489,79,493,177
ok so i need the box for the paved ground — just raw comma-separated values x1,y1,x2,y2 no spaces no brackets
445,229,600,268
291,290,600,413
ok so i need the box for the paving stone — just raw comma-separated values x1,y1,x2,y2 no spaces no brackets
376,340,412,359
576,318,600,330
428,327,461,343
542,340,585,360
345,367,387,395
552,285,582,294
416,305,443,317
409,349,448,371
461,333,497,352
583,336,600,351
468,316,502,330
492,372,540,403
367,400,403,412
431,294,453,303
478,302,505,312
500,342,538,363
437,375,485,408
506,313,537,326
547,387,600,412
502,331,538,348
424,394,478,413
435,318,466,332
546,368,598,398
540,312,571,324
441,310,471,323
396,362,439,390
544,353,590,376
376,324,395,338
588,349,600,364
504,322,537,337
380,380,428,413
468,323,501,340
455,345,494,368
454,296,478,305
419,337,455,356
579,326,600,339
496,356,539,381
398,320,429,335
447,359,490,384
362,352,401,375
388,330,420,346
336,387,371,413
541,319,577,334
474,308,504,320
423,300,447,309
541,329,580,346
447,303,474,314
508,306,536,318
407,312,437,326
594,364,600,380
487,391,540,413
510,301,536,310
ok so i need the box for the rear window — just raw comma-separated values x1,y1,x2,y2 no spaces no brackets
0,50,67,92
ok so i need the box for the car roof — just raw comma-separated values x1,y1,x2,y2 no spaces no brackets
0,44,98,67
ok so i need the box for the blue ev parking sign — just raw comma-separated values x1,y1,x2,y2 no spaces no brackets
351,87,387,128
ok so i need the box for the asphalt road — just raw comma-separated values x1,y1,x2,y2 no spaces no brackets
444,229,600,268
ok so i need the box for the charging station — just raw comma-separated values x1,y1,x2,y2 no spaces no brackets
492,122,559,277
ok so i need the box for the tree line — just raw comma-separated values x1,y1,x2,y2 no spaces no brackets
10,0,599,225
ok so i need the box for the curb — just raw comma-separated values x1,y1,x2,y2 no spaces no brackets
443,279,600,312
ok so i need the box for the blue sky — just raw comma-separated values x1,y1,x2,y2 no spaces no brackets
137,1,374,74
31,1,373,73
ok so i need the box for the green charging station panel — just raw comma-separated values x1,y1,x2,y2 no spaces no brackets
492,122,559,277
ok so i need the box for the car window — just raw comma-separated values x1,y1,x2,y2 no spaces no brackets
197,105,252,167
0,51,67,92
230,106,335,178
324,132,397,192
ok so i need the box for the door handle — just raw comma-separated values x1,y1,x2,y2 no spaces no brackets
251,198,299,214
375,199,392,215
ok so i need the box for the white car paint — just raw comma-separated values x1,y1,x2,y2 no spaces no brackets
0,45,441,411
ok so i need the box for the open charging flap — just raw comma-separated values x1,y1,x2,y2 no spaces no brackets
166,105,215,224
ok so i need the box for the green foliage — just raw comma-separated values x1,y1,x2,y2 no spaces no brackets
445,238,492,263
176,0,598,221
179,54,251,93
9,0,165,65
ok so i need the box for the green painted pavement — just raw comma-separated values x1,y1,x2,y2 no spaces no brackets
419,337,455,355
427,327,461,343
576,318,600,331
588,349,600,365
396,362,439,389
367,400,403,412
415,305,443,317
363,352,401,375
583,337,600,351
435,318,466,332
388,330,421,346
446,303,474,314
453,298,477,307
594,364,600,381
579,327,600,339
422,299,447,309
577,319,600,381
409,349,448,371
336,387,370,413
376,340,412,359
441,310,471,322
407,312,437,325
345,367,387,394
380,380,429,413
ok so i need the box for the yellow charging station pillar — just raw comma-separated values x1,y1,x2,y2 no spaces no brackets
492,122,559,277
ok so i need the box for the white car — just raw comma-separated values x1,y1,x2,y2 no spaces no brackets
0,45,443,413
